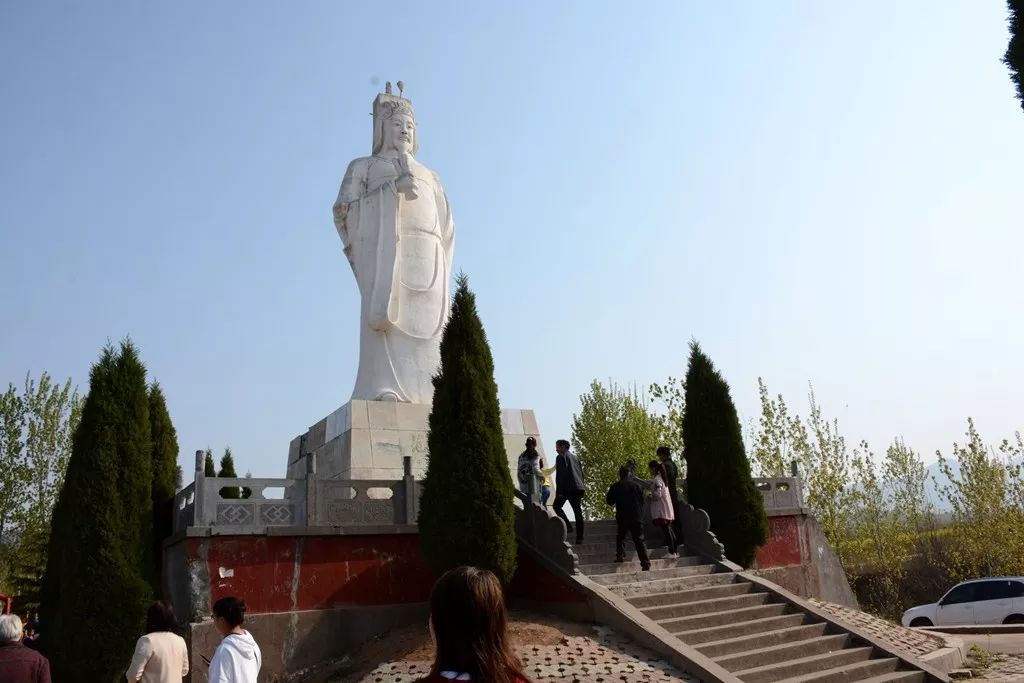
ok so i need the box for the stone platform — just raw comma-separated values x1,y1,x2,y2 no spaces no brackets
287,399,545,481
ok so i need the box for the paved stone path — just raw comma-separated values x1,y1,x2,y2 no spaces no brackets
357,626,696,682
972,651,1024,681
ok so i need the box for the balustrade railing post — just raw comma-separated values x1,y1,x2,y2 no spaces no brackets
305,452,317,526
402,456,417,525
193,449,206,526
524,473,540,544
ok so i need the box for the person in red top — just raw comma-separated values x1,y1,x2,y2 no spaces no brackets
416,566,531,683
0,613,51,683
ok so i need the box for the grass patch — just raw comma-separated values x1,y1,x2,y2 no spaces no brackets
965,645,1005,677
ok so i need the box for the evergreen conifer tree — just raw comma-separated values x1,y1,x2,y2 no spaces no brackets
204,448,216,477
681,341,768,567
1007,0,1023,112
41,341,154,682
418,275,517,583
219,447,240,499
148,382,178,592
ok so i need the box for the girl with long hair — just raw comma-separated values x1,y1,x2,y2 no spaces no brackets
648,460,679,558
417,566,531,683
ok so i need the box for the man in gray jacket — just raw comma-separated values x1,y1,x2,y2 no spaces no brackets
553,439,585,544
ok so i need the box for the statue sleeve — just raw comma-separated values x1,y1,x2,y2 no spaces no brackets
434,171,455,245
334,159,368,266
435,173,455,320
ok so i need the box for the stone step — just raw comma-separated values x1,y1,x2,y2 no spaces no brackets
842,672,925,683
696,623,831,658
662,603,790,633
591,563,720,586
715,633,851,673
626,581,754,609
641,591,771,621
770,657,902,683
575,547,675,564
734,647,874,683
678,613,810,645
581,555,706,575
607,571,739,599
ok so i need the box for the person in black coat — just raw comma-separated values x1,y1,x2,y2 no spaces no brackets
605,466,651,571
554,439,585,544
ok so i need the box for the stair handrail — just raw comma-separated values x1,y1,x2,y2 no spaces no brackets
675,501,726,561
513,476,579,574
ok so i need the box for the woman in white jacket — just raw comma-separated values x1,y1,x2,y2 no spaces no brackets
208,597,261,683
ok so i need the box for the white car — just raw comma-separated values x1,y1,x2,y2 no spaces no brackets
902,577,1024,627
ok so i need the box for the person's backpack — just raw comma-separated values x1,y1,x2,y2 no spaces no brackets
517,457,534,485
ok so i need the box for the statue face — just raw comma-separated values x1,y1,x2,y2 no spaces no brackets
384,113,416,155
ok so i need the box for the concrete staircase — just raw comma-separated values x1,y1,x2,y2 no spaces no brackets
577,520,932,683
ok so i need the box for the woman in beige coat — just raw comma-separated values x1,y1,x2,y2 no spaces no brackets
647,460,680,558
126,601,189,683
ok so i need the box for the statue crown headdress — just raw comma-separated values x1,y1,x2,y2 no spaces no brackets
372,80,417,155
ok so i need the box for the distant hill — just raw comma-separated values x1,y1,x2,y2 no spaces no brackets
923,460,952,512
922,457,1022,513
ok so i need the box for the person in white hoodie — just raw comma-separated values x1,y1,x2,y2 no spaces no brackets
208,597,261,683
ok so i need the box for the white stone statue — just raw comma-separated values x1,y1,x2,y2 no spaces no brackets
332,84,455,404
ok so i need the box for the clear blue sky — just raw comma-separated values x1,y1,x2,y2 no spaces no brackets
2,2,1021,482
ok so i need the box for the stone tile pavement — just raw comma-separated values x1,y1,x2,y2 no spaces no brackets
357,626,697,682
974,652,1024,681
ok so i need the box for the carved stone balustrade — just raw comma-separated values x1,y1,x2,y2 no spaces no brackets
172,450,420,535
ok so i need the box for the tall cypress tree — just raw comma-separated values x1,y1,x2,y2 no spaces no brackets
682,341,768,567
204,447,216,477
1007,0,1023,112
218,447,240,499
418,275,517,583
41,341,154,682
149,382,178,592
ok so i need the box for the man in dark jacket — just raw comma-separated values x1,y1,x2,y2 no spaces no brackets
606,466,651,570
553,439,585,544
0,614,51,683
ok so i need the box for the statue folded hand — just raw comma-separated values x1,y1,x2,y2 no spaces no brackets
395,173,419,200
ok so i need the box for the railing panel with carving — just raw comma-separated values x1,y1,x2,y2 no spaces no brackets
200,478,305,528
753,477,803,510
180,454,417,531
173,483,196,535
315,480,404,526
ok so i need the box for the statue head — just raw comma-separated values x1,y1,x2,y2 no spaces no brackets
372,93,418,156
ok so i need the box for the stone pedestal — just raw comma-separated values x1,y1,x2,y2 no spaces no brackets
287,400,545,481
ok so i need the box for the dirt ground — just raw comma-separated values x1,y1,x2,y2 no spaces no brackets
297,610,595,683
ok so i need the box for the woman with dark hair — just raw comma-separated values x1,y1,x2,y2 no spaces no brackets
417,566,531,683
648,460,679,558
208,597,261,683
125,601,189,682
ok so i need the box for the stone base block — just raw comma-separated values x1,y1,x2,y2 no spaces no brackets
288,400,545,481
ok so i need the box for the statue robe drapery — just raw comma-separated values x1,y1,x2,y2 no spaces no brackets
334,155,455,403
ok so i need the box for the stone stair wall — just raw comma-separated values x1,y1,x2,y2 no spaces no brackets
516,513,950,683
